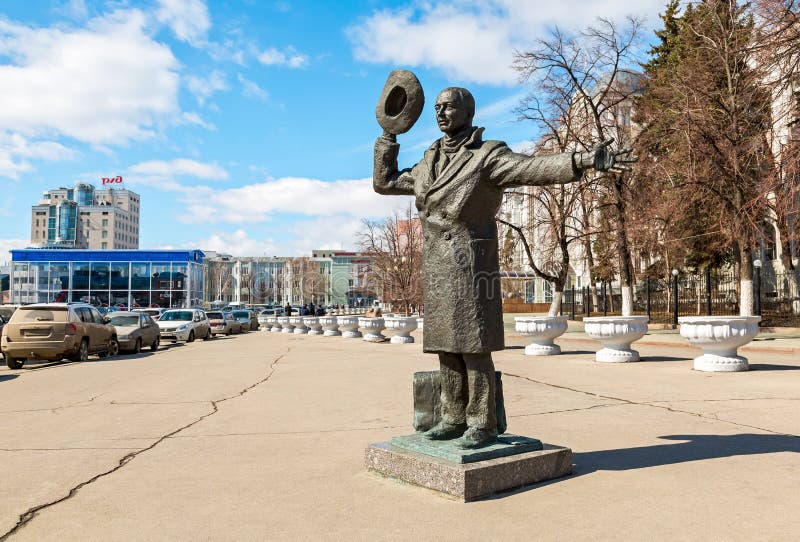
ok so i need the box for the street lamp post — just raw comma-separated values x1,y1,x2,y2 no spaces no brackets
672,268,679,327
753,259,762,316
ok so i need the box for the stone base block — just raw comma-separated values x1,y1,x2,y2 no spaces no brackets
365,441,572,501
596,347,639,362
525,343,561,356
293,328,308,334
281,327,295,333
363,334,387,342
342,331,363,338
390,335,414,344
323,330,341,337
694,354,749,372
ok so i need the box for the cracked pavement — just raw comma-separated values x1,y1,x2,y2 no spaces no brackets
0,330,798,541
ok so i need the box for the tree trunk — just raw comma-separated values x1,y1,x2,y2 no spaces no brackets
549,290,563,316
620,285,633,317
614,191,635,316
739,244,755,317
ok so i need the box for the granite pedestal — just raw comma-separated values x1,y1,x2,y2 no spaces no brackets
365,439,573,501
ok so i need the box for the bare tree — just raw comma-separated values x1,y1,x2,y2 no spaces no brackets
512,16,646,315
358,204,423,316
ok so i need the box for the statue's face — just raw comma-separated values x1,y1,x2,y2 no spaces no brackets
435,90,472,136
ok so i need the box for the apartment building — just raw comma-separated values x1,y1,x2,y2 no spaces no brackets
30,182,140,250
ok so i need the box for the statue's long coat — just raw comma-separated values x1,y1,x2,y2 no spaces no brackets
374,128,581,354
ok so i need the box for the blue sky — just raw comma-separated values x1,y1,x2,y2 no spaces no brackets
0,0,666,262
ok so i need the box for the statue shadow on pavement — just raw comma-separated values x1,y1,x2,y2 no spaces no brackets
574,433,800,474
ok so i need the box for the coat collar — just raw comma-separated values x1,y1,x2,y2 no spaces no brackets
424,127,484,201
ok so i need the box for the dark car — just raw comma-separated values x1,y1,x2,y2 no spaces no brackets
232,310,259,331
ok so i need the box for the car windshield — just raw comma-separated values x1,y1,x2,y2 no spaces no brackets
109,315,139,326
233,311,249,318
160,311,193,321
206,312,223,319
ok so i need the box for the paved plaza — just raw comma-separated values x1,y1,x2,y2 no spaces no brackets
1,327,799,541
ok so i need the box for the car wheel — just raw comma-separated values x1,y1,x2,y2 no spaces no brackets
203,329,212,340
226,328,232,336
151,336,160,352
134,338,142,354
187,330,195,343
106,338,119,357
69,339,89,362
5,355,24,369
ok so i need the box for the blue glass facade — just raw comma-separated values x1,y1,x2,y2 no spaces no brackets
10,249,204,308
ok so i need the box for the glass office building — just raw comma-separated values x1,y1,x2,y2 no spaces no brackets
9,249,204,309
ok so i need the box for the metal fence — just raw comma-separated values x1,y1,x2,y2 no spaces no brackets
562,268,800,327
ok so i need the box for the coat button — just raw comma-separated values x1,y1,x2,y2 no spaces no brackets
444,232,452,240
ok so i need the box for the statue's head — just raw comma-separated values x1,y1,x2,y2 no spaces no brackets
435,87,474,137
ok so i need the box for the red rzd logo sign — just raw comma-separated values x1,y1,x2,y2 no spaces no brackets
102,176,123,185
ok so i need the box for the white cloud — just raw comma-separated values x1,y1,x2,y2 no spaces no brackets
257,46,309,69
129,158,229,180
179,177,411,224
237,74,269,101
189,219,366,257
155,0,211,46
0,132,76,179
180,111,216,131
0,238,31,266
347,0,665,85
185,70,228,105
55,0,89,20
193,229,277,256
0,10,180,146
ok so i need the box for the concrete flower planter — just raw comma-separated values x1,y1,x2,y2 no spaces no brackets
261,316,276,332
584,316,649,362
358,317,387,342
514,316,569,356
384,316,417,344
679,316,760,372
289,316,308,334
280,317,295,333
417,317,424,330
336,315,362,338
318,316,341,337
303,316,323,335
271,317,284,333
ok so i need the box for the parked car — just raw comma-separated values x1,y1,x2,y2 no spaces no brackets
232,310,259,331
0,305,21,320
0,303,119,369
157,309,211,343
133,308,168,321
206,311,242,336
108,312,161,353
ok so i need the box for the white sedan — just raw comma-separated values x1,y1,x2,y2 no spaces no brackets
157,309,211,343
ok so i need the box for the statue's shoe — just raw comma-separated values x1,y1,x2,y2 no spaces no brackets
422,422,467,440
453,427,497,449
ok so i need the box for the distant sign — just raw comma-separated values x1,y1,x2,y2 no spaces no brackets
101,176,123,186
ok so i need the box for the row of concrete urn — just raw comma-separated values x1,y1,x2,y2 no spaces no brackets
259,313,762,373
514,315,762,373
259,314,422,344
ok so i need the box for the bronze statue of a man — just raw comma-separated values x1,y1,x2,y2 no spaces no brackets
373,86,632,449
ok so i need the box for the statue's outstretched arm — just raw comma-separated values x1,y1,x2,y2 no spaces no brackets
373,133,415,196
